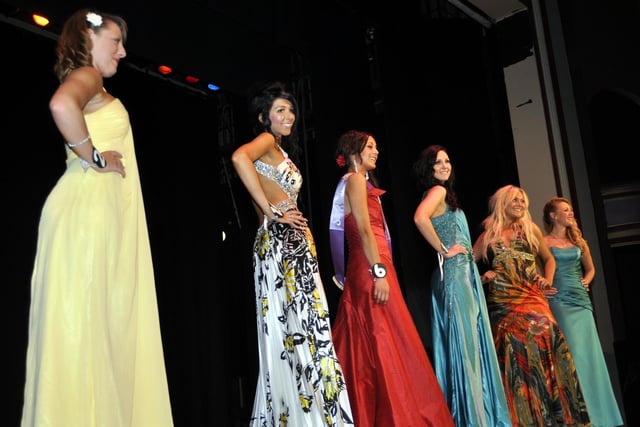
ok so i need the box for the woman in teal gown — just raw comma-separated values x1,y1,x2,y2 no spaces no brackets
543,197,624,427
413,146,511,427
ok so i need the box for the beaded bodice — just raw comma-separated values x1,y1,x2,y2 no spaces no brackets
254,147,302,212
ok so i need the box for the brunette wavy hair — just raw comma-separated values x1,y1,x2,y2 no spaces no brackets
334,129,379,187
54,9,127,82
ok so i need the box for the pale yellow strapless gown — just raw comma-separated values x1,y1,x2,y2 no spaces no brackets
21,99,174,427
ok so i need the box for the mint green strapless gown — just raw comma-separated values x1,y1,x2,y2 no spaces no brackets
548,246,623,427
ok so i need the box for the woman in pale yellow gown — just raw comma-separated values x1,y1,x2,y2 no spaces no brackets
21,9,173,427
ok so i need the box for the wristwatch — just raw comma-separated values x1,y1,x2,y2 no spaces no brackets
370,262,387,279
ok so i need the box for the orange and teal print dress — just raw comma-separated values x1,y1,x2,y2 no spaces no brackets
486,238,591,426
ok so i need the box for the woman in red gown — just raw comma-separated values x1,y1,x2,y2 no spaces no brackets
329,130,454,427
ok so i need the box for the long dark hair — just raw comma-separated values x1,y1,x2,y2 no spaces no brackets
248,81,300,161
412,144,458,211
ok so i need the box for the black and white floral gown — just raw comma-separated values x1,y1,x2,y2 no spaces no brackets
250,148,353,427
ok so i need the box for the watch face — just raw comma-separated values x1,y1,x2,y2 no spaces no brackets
372,263,387,278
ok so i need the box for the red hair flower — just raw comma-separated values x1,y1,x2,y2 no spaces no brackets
336,154,346,167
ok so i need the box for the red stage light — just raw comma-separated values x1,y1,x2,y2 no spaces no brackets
157,65,172,75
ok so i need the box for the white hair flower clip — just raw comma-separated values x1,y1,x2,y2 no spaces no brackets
86,12,103,27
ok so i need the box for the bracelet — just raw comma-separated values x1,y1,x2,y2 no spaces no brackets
67,135,91,147
439,242,449,255
79,158,92,170
269,203,284,220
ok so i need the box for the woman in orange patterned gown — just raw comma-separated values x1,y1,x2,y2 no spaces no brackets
472,185,591,426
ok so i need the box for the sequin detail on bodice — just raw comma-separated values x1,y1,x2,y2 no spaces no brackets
254,147,302,212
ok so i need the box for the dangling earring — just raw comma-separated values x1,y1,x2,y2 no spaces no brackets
353,159,358,173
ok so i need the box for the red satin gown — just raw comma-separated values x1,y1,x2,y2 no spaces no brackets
332,185,454,427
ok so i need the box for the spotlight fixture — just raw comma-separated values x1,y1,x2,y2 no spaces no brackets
157,65,172,76
31,13,49,27
1,8,223,97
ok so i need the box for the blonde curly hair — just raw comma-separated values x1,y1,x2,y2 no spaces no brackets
477,184,541,262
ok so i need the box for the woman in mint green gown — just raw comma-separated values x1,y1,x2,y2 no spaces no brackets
413,146,511,427
543,197,624,427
